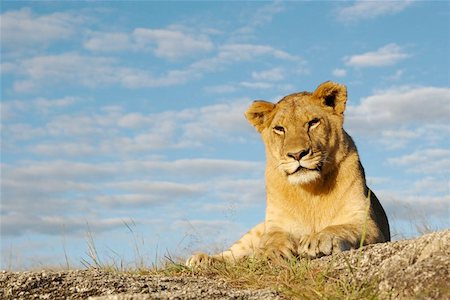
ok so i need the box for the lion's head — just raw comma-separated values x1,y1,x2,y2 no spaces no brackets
245,81,349,185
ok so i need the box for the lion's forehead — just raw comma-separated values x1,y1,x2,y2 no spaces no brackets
273,101,324,127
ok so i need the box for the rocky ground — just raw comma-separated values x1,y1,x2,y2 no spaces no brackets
1,230,449,299
313,229,450,299
0,270,282,300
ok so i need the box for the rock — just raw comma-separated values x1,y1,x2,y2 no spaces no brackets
0,230,448,299
0,269,282,300
312,229,450,299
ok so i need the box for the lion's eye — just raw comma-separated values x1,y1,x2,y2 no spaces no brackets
273,126,285,134
308,118,320,129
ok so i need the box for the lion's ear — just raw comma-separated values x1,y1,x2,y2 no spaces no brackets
313,81,347,115
245,100,276,132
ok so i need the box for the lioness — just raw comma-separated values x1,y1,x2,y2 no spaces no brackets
186,81,390,267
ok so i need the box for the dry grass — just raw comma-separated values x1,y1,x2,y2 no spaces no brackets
138,256,379,300
80,232,379,299
79,219,380,299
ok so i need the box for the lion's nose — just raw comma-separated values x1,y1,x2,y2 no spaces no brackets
287,148,311,161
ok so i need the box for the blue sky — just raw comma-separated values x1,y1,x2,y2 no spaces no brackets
1,1,449,270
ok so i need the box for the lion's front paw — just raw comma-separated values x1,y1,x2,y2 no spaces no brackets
185,253,213,268
298,232,351,259
258,231,296,260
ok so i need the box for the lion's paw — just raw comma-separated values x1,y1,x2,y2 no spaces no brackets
258,231,296,260
298,232,351,259
185,253,216,268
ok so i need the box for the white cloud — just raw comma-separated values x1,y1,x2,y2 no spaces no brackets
191,43,303,75
412,177,450,196
204,68,298,94
3,158,263,193
332,68,347,78
251,68,284,81
3,99,258,157
240,81,274,89
8,52,198,91
0,8,83,50
84,27,215,57
117,113,153,129
248,0,284,28
11,53,119,91
0,213,126,236
346,86,450,133
179,100,253,143
380,123,448,149
220,44,298,61
381,192,449,224
2,123,47,141
346,86,450,152
43,110,119,137
133,28,214,60
379,129,420,149
12,80,36,92
84,27,214,60
30,142,97,157
213,179,265,205
336,0,413,23
105,181,206,195
95,181,206,207
1,62,17,73
1,157,264,237
387,148,450,174
1,96,79,120
231,1,285,42
8,41,304,91
84,32,134,52
344,44,410,68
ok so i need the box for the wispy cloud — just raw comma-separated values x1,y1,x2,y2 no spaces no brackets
1,158,264,236
251,68,285,81
84,27,214,60
347,86,450,130
387,148,450,174
230,0,285,42
3,100,255,156
0,214,127,236
1,8,84,51
344,43,410,68
381,193,449,225
336,0,413,23
133,27,214,60
192,44,302,72
346,86,450,150
332,68,347,78
377,124,450,149
1,96,79,120
2,6,305,92
8,42,304,92
7,52,194,91
83,32,134,52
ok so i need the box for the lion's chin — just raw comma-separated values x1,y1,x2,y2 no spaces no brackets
287,170,321,185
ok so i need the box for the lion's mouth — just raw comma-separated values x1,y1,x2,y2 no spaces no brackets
288,163,322,175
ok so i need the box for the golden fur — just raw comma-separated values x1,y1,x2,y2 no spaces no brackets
186,81,390,267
